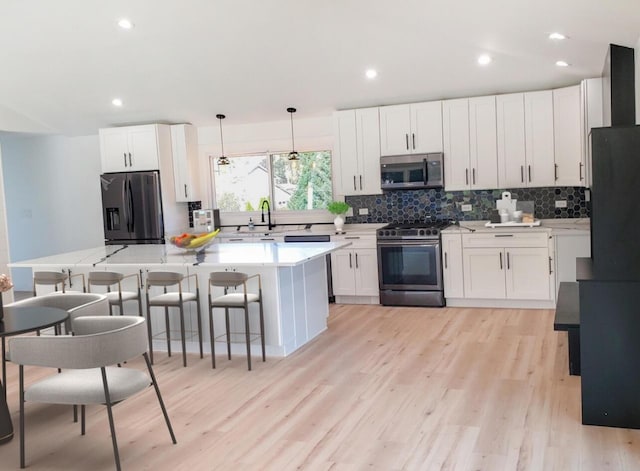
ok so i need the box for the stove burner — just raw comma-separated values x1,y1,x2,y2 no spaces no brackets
377,220,452,240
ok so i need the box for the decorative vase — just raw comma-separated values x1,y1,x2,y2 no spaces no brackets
333,214,345,233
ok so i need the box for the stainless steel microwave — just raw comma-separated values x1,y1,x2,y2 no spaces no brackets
380,153,444,190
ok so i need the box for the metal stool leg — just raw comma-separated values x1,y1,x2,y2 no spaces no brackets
178,303,187,367
146,301,154,364
225,307,231,360
164,306,172,358
208,302,216,369
244,303,251,371
196,291,203,359
258,291,266,362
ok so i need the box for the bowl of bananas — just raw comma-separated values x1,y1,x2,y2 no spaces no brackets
168,229,220,251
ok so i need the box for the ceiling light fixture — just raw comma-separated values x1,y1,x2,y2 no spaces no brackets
286,107,299,161
216,114,230,166
556,60,570,67
117,18,134,30
365,69,378,79
549,32,566,40
111,98,123,107
477,54,492,66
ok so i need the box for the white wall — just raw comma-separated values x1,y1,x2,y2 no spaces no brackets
636,35,640,124
0,144,13,302
0,132,103,290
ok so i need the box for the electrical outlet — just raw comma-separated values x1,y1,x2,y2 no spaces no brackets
555,200,568,208
461,204,472,212
358,208,369,215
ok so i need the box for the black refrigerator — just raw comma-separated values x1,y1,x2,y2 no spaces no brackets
100,171,164,244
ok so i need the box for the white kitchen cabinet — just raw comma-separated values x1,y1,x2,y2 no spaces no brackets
581,78,604,187
379,101,442,156
461,232,553,302
331,235,379,300
497,91,554,188
553,86,584,186
554,232,591,296
170,124,201,202
333,108,381,196
442,233,464,298
444,96,498,191
100,124,166,173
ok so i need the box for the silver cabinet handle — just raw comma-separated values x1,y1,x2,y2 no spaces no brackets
507,252,510,270
520,166,524,183
494,234,514,237
345,236,360,240
405,134,409,150
412,133,416,150
444,252,448,269
353,175,356,191
465,168,469,185
184,184,188,198
499,252,503,270
128,153,132,167
472,168,476,185
549,256,553,274
359,175,363,190
355,252,359,269
579,162,584,180
528,165,531,182
123,152,127,167
349,252,353,269
554,163,558,181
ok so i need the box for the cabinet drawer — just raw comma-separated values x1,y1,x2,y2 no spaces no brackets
462,232,548,248
333,235,376,249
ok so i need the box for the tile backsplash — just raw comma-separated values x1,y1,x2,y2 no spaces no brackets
345,187,588,224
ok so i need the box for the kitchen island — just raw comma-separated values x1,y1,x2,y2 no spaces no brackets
10,241,350,358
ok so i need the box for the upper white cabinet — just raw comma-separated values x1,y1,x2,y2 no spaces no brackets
581,78,604,188
553,85,584,187
444,96,498,191
170,124,201,202
497,91,554,188
333,108,381,196
100,124,164,173
379,101,443,156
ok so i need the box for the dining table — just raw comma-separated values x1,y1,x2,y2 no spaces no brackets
0,306,69,444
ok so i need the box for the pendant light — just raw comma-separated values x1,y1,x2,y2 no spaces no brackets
286,107,299,161
216,114,230,166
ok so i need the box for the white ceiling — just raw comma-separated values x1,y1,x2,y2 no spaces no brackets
0,0,638,136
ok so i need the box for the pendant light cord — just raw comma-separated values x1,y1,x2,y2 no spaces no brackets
217,114,226,157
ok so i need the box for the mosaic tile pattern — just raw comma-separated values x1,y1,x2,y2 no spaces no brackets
187,201,202,228
345,187,589,224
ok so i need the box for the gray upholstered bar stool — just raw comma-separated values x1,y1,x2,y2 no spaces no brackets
145,271,203,367
87,271,143,317
208,272,265,371
33,271,86,296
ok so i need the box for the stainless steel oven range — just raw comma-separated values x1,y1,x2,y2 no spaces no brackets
377,221,450,307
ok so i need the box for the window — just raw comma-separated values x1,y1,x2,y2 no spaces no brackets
212,150,332,212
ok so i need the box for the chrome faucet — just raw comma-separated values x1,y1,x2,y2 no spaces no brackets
260,200,275,230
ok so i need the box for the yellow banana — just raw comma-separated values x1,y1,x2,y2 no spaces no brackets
186,229,220,248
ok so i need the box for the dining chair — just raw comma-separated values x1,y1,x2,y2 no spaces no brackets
32,271,86,296
9,315,176,470
145,271,203,367
208,271,265,371
87,271,143,317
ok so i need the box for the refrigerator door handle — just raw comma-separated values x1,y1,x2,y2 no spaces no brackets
123,178,130,233
128,180,135,234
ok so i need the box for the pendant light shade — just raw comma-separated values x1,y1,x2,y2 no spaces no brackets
286,107,299,161
216,114,230,166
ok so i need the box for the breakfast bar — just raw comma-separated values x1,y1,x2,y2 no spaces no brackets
10,241,350,358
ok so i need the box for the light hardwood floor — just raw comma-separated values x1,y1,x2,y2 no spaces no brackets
1,304,639,470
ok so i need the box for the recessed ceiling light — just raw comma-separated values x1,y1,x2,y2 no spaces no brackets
365,69,378,79
117,18,134,30
549,32,567,40
112,98,123,107
556,60,570,67
477,54,492,66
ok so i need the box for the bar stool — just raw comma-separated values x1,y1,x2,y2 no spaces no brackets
208,272,265,371
145,271,203,367
87,271,143,317
33,271,86,296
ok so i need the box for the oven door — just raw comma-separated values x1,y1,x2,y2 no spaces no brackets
377,239,443,290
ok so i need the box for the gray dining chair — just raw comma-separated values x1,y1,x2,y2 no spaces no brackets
9,315,176,471
32,271,86,296
87,271,143,317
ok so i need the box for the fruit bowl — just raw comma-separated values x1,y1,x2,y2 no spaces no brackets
168,229,220,251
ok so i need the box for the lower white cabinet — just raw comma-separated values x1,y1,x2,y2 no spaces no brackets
463,248,506,299
331,235,379,299
442,233,464,298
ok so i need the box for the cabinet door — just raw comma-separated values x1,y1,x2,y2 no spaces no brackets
463,248,506,299
505,247,551,300
469,96,498,190
524,90,555,187
100,128,129,173
331,249,356,296
379,104,411,156
354,248,379,296
127,125,160,171
356,108,382,195
553,86,583,186
442,233,464,298
333,110,360,195
582,78,603,188
497,93,527,188
411,101,443,153
171,124,192,202
443,98,471,191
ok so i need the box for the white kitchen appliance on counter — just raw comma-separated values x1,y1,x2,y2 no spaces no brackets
192,209,217,232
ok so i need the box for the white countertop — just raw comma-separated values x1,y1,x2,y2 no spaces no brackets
216,223,384,238
443,218,590,235
10,241,351,269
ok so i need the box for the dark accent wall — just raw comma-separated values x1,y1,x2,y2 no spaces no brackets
345,187,588,224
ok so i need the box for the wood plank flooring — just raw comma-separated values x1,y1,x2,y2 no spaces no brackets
1,304,639,470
